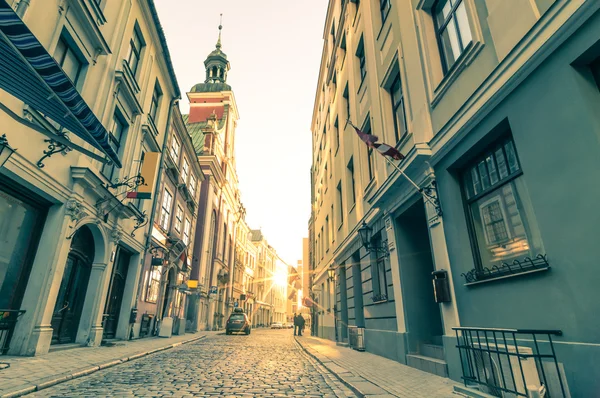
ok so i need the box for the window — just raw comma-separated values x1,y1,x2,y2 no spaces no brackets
149,83,162,123
189,174,197,199
347,157,356,207
336,182,344,227
325,216,330,251
160,188,172,230
390,75,407,143
356,37,367,83
127,25,144,76
371,235,388,300
434,0,472,72
320,227,324,259
101,111,127,182
54,35,84,86
462,136,543,271
183,218,191,246
175,205,183,233
134,151,145,210
333,117,340,153
170,135,180,161
364,120,375,182
343,84,350,120
380,0,391,23
182,158,190,184
145,266,161,303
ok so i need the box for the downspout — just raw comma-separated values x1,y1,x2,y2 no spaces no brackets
135,98,178,306
15,0,31,17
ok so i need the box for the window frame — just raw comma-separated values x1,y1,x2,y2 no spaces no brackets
149,82,162,123
160,188,173,230
174,205,183,233
127,24,145,77
390,75,407,143
189,174,197,199
433,0,472,73
347,157,356,207
54,34,84,87
181,157,190,185
461,136,540,274
356,37,367,84
145,266,161,303
183,217,191,246
380,0,391,24
101,110,127,183
170,135,180,162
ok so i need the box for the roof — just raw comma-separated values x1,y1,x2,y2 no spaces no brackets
190,82,232,93
250,229,263,242
182,114,206,155
147,0,181,98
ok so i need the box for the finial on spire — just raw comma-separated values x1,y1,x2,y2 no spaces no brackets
216,14,223,49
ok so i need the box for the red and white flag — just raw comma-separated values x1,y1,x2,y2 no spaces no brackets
352,125,404,161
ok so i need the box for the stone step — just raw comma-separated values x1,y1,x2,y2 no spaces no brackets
420,343,445,360
407,353,448,378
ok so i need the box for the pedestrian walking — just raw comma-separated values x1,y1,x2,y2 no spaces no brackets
293,313,299,336
298,314,305,336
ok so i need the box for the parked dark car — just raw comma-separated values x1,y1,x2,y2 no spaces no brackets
226,309,251,335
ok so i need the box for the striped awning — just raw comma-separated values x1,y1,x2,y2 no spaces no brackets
0,1,121,167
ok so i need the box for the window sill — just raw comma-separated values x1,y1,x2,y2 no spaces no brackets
364,178,376,197
463,254,550,286
357,74,367,94
431,41,484,109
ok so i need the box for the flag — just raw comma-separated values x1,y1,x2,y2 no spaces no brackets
351,124,404,161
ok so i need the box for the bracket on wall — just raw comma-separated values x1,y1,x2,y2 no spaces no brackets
420,180,443,217
130,211,148,238
106,174,145,191
36,136,71,168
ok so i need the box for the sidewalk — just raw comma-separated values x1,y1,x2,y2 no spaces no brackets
0,332,212,398
295,335,459,398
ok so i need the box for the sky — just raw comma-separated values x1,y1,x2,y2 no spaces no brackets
154,0,328,265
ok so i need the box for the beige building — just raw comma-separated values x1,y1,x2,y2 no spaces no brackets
0,0,179,355
311,0,600,395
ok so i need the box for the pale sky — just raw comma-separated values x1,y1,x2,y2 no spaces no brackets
154,0,328,265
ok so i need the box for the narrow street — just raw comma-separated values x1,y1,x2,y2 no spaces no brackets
28,330,355,397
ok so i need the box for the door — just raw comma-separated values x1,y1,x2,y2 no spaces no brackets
102,247,131,340
51,226,94,345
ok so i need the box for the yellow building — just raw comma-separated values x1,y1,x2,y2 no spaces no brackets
0,0,179,354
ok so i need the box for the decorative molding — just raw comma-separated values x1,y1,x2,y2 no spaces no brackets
65,199,88,222
111,227,123,243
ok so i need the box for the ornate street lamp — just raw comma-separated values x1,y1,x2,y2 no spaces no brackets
327,265,335,282
358,222,373,250
358,221,389,257
0,134,16,168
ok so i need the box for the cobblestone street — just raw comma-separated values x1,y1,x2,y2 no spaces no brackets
27,330,355,397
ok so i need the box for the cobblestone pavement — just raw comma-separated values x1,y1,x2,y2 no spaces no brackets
29,329,356,397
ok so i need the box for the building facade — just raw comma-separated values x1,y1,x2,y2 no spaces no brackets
185,27,245,332
136,105,203,338
310,0,600,396
0,0,179,355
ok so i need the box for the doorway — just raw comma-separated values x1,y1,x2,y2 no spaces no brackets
161,268,175,319
102,246,131,340
338,264,349,342
396,200,444,353
50,226,94,345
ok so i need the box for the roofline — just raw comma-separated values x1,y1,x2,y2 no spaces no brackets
147,0,181,98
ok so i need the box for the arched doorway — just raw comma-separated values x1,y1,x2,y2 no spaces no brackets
103,246,132,340
50,225,94,344
161,267,175,319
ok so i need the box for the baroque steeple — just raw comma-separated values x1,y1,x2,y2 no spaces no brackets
204,15,229,84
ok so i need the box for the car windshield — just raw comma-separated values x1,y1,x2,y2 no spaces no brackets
229,314,245,321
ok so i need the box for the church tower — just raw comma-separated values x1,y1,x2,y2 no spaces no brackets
186,18,242,332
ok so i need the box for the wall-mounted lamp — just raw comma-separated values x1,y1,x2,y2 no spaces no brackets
327,265,335,282
0,134,16,168
358,222,389,257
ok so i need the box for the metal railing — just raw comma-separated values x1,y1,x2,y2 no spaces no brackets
0,310,25,355
453,327,567,397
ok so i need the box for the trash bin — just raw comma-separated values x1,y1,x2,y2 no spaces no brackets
355,327,365,351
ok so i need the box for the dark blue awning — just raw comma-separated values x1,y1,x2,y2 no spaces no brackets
0,0,121,167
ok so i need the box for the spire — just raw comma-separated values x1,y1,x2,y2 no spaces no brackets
216,14,223,50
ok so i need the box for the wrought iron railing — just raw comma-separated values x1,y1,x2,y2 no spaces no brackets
453,327,567,397
461,254,549,284
0,310,25,355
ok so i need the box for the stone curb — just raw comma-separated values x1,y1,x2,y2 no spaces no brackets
0,334,207,398
294,337,366,398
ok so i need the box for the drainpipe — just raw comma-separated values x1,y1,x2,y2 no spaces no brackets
15,0,31,17
135,97,179,306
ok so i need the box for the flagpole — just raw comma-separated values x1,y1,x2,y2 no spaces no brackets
380,155,439,210
346,118,441,213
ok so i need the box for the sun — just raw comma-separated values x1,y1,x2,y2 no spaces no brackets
274,271,287,287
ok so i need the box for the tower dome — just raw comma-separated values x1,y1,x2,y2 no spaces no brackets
191,16,231,92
